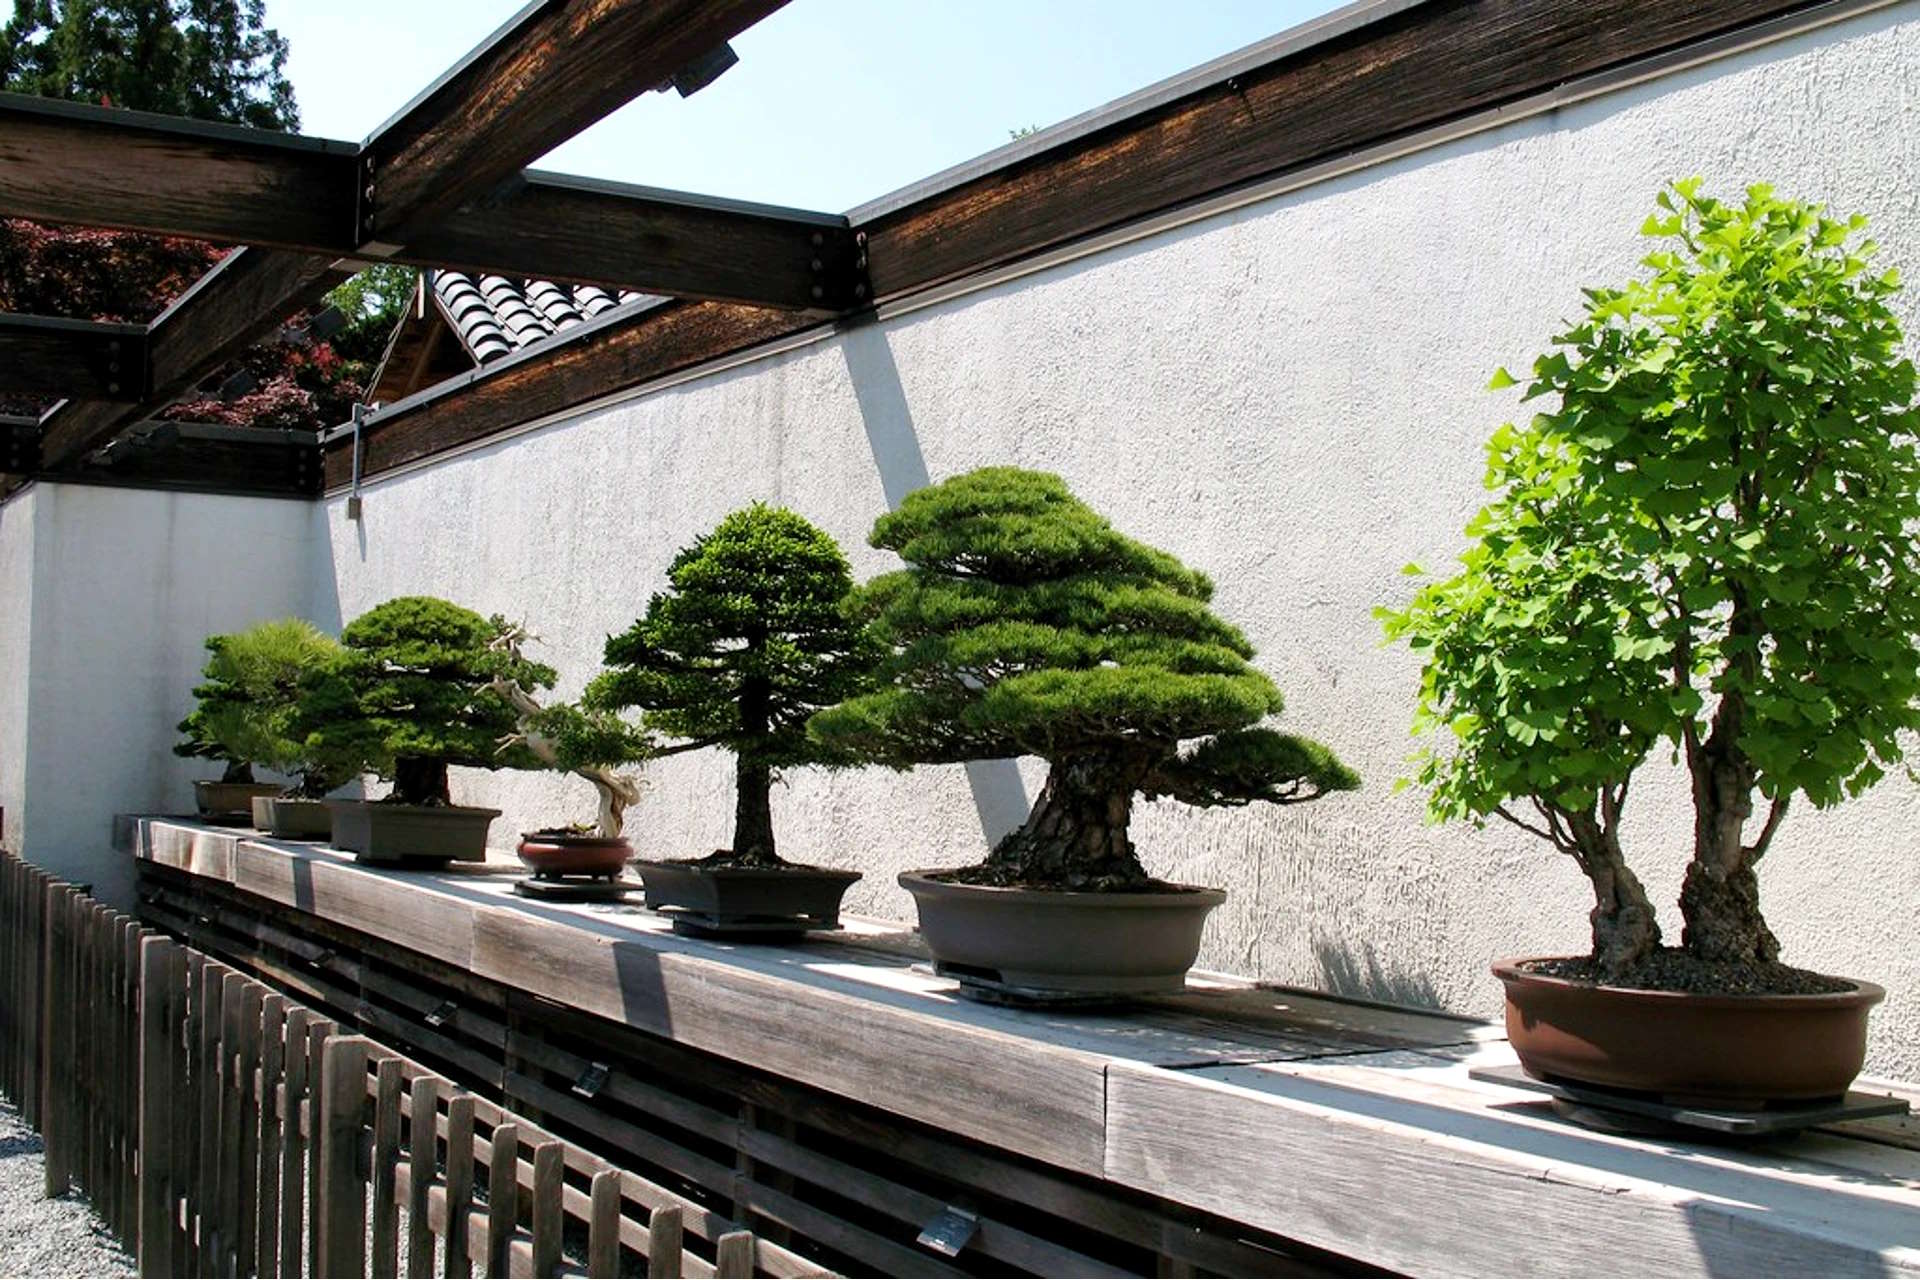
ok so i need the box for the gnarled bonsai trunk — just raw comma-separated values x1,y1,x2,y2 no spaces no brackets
986,753,1155,888
393,757,450,806
731,758,779,864
1568,824,1662,976
220,759,255,784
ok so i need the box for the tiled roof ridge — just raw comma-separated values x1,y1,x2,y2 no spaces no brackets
430,270,659,366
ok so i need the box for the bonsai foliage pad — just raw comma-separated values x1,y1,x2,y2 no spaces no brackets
1470,1063,1911,1138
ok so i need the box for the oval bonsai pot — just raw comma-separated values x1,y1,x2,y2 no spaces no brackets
1494,959,1884,1106
900,871,1227,998
324,799,500,864
517,832,632,879
193,780,284,822
250,795,334,839
634,859,861,936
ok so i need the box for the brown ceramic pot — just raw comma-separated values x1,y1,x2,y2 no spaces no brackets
516,833,632,878
251,795,334,839
901,871,1226,998
1494,958,1884,1106
325,800,500,863
193,780,283,821
635,860,860,934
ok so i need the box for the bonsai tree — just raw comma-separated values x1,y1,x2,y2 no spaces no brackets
176,631,264,784
180,618,360,797
809,467,1359,890
297,596,554,805
487,621,651,839
585,504,876,864
1381,181,1920,984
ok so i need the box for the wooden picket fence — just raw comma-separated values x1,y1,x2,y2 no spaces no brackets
0,852,793,1278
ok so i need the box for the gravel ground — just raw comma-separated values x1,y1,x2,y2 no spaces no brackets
0,1102,135,1279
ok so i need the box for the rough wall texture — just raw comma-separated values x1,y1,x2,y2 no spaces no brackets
21,485,314,906
0,488,35,853
317,5,1920,1077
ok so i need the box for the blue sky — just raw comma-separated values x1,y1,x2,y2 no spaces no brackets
266,0,1345,213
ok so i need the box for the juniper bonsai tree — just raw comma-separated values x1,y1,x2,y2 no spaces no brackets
1381,181,1920,985
809,467,1358,890
585,504,876,864
180,618,359,797
297,596,554,805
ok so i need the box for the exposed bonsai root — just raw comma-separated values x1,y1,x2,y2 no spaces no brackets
981,755,1156,890
1679,861,1780,965
1524,949,1848,996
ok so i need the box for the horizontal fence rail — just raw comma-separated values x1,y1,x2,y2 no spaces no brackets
0,851,806,1278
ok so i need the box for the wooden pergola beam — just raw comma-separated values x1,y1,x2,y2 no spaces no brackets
0,97,848,310
0,314,149,401
25,0,796,473
328,0,1831,489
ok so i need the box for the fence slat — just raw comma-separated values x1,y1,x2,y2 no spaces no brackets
41,884,70,1197
119,917,142,1250
167,944,192,1278
316,1036,369,1280
587,1170,621,1278
486,1122,518,1280
646,1206,684,1279
196,960,224,1275
409,1075,442,1278
280,1006,312,1279
713,1231,755,1280
373,1058,404,1279
237,979,265,1275
531,1142,564,1278
306,1018,336,1280
218,971,247,1276
445,1096,476,1280
137,935,177,1275
258,994,288,1279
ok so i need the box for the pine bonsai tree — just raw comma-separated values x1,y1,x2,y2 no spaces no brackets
176,631,264,784
297,597,554,806
1381,182,1920,986
809,467,1358,890
585,505,876,864
177,618,358,796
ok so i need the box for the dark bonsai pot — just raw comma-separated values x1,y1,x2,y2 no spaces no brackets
634,859,861,936
901,871,1227,998
517,832,632,879
325,800,500,864
1494,959,1885,1107
251,795,334,839
193,780,283,822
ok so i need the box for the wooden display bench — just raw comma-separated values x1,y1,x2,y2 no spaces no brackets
126,817,1920,1278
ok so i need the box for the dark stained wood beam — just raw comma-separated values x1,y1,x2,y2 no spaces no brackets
328,0,1831,488
0,314,149,401
37,249,345,467
0,92,358,252
358,0,790,251
0,96,850,310
858,0,1832,301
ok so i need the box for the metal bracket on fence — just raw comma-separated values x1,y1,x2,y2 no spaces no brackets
916,1204,979,1257
424,1000,457,1028
572,1062,610,1099
312,948,335,969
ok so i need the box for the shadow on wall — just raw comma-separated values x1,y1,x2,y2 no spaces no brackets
1314,937,1443,1010
839,320,1030,848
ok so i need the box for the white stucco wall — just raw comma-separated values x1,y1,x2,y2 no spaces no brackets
0,486,35,853
318,4,1920,1077
15,484,315,905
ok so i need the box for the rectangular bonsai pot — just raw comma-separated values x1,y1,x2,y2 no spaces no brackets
193,780,283,823
250,795,334,839
324,800,500,864
633,860,861,936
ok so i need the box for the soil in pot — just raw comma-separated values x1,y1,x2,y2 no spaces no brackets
901,870,1226,1002
516,831,632,880
1495,954,1884,1108
634,852,861,938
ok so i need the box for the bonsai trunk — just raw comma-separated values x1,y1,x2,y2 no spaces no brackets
1565,810,1661,976
393,757,450,806
220,759,255,784
1681,599,1781,965
727,666,781,865
986,753,1155,889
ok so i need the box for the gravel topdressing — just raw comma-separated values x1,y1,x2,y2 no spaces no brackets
0,1102,135,1279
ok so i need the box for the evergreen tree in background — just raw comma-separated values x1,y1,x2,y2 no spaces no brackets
0,0,399,429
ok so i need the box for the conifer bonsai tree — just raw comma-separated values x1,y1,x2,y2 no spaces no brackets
176,636,267,787
810,467,1359,892
181,619,358,799
1382,182,1920,1002
298,596,553,807
585,504,876,869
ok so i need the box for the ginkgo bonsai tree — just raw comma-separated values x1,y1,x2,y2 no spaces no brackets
585,504,876,930
1381,182,1917,1099
811,466,1356,994
297,596,554,861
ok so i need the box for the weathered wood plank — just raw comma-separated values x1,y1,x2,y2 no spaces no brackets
408,1075,442,1277
1105,1060,1920,1279
644,1206,682,1280
0,314,148,401
257,993,288,1279
237,978,266,1273
372,1057,405,1279
486,1121,519,1280
306,1017,337,1279
713,1232,754,1280
530,1142,564,1277
444,1095,477,1279
136,935,178,1275
278,1006,312,1278
587,1169,621,1279
316,1036,369,1279
232,842,478,970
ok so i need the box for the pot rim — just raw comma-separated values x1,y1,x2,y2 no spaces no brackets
899,868,1227,906
636,859,862,882
1492,956,1885,1010
323,799,504,819
518,831,632,848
